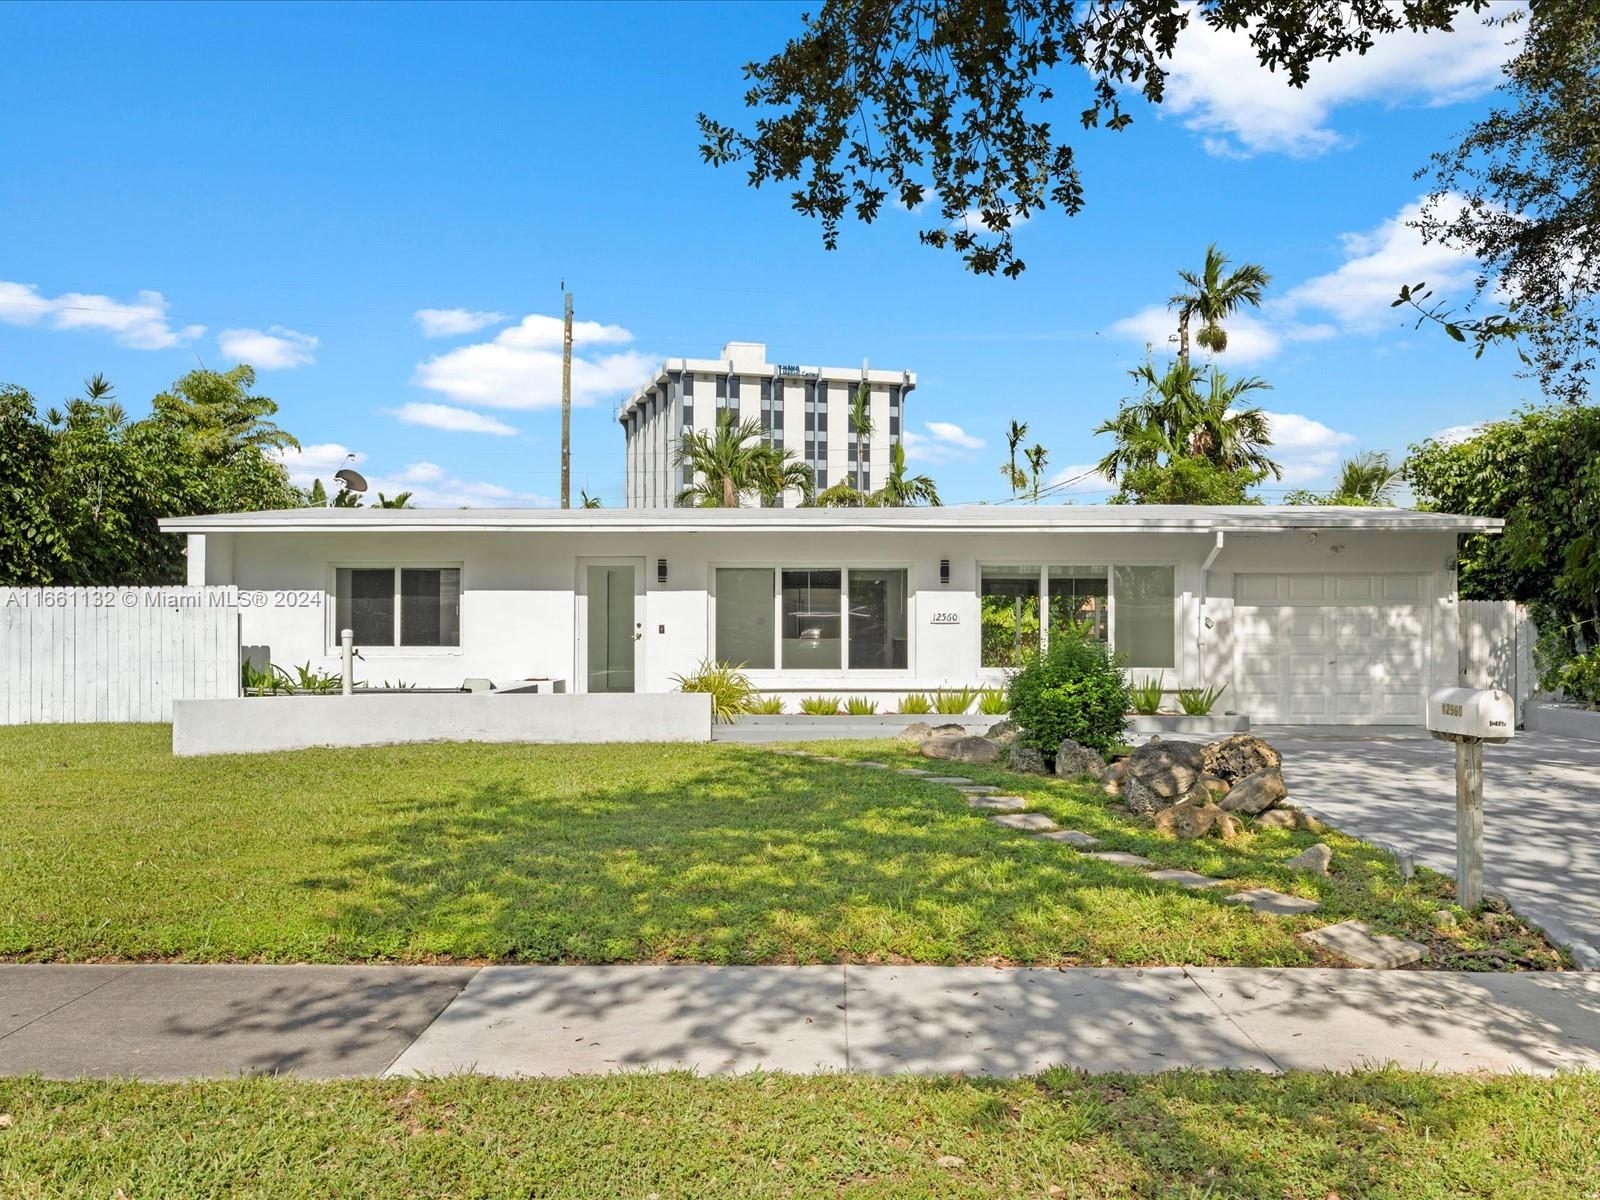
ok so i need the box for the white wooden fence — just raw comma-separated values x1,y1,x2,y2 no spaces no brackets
1459,599,1538,720
0,588,240,724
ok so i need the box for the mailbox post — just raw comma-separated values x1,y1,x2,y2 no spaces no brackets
1426,687,1514,909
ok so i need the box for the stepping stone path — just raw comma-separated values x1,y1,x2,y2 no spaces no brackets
789,750,1429,968
1087,851,1155,868
1147,868,1228,890
1225,888,1320,916
990,812,1058,832
1301,919,1428,968
1035,830,1100,848
968,795,1028,812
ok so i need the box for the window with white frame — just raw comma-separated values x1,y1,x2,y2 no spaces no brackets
714,567,908,671
979,563,1174,669
334,567,461,648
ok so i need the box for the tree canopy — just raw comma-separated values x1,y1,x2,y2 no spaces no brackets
0,368,302,586
674,412,816,507
700,0,1488,277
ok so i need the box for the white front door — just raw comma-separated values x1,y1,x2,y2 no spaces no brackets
577,559,644,694
1233,573,1431,724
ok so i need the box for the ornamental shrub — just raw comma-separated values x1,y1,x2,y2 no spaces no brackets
1006,624,1130,754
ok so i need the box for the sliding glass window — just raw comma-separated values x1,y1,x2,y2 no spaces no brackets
980,565,1041,668
1113,565,1176,669
714,568,775,669
781,569,842,669
847,569,907,669
1048,566,1109,644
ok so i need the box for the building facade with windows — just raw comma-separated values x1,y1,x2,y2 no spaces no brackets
619,341,916,507
163,504,1498,726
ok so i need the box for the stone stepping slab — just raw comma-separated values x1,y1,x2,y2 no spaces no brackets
1147,869,1229,890
1034,830,1101,848
921,776,975,785
856,762,891,769
956,785,1001,794
990,813,1058,832
1300,919,1428,968
968,795,1028,812
1085,851,1155,868
1225,888,1321,916
897,768,932,775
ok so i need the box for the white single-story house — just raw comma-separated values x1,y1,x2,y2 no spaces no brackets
159,505,1500,726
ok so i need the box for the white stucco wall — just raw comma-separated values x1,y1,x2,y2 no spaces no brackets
191,526,1460,716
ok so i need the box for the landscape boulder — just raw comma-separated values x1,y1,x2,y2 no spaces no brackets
1285,843,1333,876
1054,739,1107,781
1218,767,1288,815
1007,744,1049,775
1201,734,1283,783
1124,738,1207,799
1153,798,1239,841
1254,806,1324,833
986,719,1018,744
921,735,1001,764
1120,774,1165,816
930,723,968,737
1198,774,1231,797
896,722,934,743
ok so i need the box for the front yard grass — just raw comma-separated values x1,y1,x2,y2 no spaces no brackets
0,725,1562,967
1,1069,1597,1199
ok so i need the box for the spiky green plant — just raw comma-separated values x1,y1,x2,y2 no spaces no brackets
671,660,757,723
977,688,1009,715
843,695,879,715
744,695,785,714
799,695,843,715
898,692,933,714
1177,684,1227,716
1129,676,1165,715
932,687,978,715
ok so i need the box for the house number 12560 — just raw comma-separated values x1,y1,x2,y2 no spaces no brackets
930,612,960,625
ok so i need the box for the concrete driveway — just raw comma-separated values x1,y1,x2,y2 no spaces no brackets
1260,727,1600,968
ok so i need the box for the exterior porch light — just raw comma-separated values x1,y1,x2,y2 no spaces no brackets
939,559,950,586
657,558,669,584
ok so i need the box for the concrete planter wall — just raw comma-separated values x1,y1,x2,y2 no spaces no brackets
1525,701,1600,744
1126,714,1251,736
173,693,713,756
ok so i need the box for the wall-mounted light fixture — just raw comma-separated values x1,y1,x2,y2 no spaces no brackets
657,558,668,584
939,559,951,586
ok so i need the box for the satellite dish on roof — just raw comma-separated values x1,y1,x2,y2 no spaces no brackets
334,468,368,494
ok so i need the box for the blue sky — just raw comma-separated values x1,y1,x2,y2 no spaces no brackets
0,1,1529,506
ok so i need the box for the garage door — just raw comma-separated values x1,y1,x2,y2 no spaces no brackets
1234,573,1431,725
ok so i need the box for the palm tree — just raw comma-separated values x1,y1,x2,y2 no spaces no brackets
1332,452,1401,505
1001,418,1029,497
1169,244,1271,362
1095,360,1280,483
579,489,602,509
675,411,815,507
870,442,941,506
815,480,869,507
1024,443,1048,504
151,365,299,463
848,383,873,493
1186,370,1280,479
374,491,414,508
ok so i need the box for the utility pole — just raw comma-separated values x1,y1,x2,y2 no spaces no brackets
560,288,573,508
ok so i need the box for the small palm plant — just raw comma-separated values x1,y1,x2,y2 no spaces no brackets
671,660,757,723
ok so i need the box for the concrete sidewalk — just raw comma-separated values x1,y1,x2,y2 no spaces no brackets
3,964,1599,1080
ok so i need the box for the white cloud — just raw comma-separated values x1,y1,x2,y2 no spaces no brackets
413,312,653,410
1160,7,1520,158
414,308,510,337
1047,463,1116,496
0,280,204,349
217,325,318,369
1431,423,1484,446
955,206,1030,234
1278,195,1478,331
391,402,519,437
272,444,550,508
1263,411,1359,485
1106,306,1293,365
902,421,986,464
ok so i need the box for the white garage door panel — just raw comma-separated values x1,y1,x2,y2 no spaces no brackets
1234,573,1431,725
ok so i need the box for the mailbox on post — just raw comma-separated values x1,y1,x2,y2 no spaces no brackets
1427,687,1515,909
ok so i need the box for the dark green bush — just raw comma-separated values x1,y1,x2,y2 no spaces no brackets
1006,625,1130,754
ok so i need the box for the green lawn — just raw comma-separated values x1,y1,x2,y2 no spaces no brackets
0,724,1563,967
1,1070,1596,1198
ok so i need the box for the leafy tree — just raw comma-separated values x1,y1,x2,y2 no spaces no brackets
675,411,815,507
1114,458,1267,505
1285,452,1401,506
0,385,68,584
307,478,329,506
1169,244,1271,362
1095,360,1278,488
1403,406,1600,650
1001,419,1029,497
698,0,1485,277
871,442,941,506
1407,0,1599,403
1024,444,1049,504
152,365,299,463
